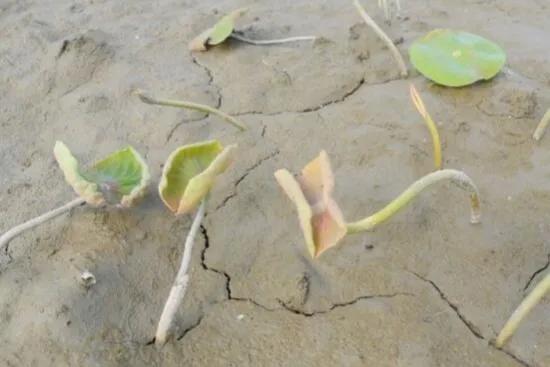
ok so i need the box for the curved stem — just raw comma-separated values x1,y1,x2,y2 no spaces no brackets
346,169,481,234
230,33,316,45
495,272,550,348
155,199,206,346
533,108,550,141
353,0,408,77
410,84,442,170
0,197,85,253
135,90,246,131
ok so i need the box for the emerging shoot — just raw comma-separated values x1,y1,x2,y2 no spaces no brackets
0,142,150,252
353,0,408,77
410,84,442,170
495,272,550,348
189,8,315,51
533,108,550,141
155,140,235,345
135,89,246,131
275,151,480,258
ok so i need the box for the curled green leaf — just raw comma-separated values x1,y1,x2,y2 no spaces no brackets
189,8,248,51
409,29,506,87
159,140,236,215
54,141,150,207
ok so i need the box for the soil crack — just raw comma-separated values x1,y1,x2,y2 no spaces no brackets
277,292,413,317
523,253,550,291
411,271,483,339
216,149,280,210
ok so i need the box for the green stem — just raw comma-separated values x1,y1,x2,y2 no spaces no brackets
495,272,550,348
533,108,550,141
346,169,481,233
135,90,246,131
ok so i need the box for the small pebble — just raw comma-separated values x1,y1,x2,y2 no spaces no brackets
80,271,96,288
237,314,245,321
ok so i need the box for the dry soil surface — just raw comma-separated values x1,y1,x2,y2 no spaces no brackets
1,0,549,366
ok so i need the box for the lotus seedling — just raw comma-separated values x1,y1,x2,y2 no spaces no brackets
0,141,150,252
189,8,316,51
410,84,442,170
532,108,550,141
353,0,408,77
135,89,247,131
155,140,236,345
495,271,550,348
409,29,506,87
275,151,480,258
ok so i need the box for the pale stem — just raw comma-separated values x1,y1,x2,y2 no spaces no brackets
135,90,247,131
155,200,206,346
0,197,85,253
532,108,550,141
495,272,550,348
346,169,481,234
353,0,408,77
410,84,442,170
230,33,316,45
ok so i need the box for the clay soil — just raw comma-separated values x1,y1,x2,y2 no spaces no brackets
1,0,549,366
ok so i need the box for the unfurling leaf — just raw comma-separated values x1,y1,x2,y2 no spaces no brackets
409,29,506,87
54,141,150,207
189,8,248,51
159,140,236,215
275,151,347,258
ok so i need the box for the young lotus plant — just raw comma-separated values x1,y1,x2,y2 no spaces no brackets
154,140,236,345
189,7,315,51
0,141,150,252
275,151,481,258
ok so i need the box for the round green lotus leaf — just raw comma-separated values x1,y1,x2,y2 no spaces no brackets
409,29,506,87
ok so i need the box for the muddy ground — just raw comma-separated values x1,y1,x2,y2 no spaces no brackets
1,0,549,366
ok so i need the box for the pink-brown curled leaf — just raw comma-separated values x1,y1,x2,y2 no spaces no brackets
275,151,347,258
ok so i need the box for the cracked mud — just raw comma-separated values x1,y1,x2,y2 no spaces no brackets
1,0,550,366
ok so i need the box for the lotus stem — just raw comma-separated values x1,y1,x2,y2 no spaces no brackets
346,169,480,234
230,33,316,45
410,84,442,170
495,272,550,348
135,90,247,131
0,197,85,253
353,0,408,77
155,199,206,346
533,108,550,141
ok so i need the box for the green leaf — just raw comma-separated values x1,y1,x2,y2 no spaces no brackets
188,8,248,51
159,140,236,215
54,141,150,207
409,29,506,87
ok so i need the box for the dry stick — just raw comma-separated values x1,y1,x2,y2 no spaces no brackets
532,108,550,141
495,272,550,348
353,0,408,77
135,90,247,131
155,200,206,346
230,33,316,45
0,197,85,253
410,84,442,170
346,169,481,234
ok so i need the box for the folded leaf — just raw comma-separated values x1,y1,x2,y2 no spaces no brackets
159,140,236,215
189,8,248,51
275,151,347,258
54,141,150,207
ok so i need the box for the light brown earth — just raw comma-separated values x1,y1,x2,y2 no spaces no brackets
1,0,549,366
